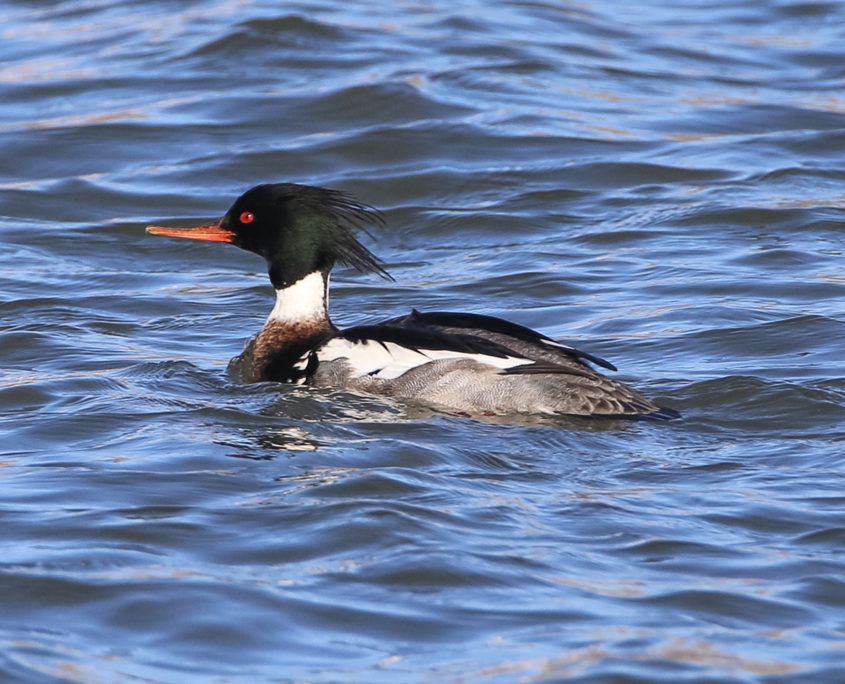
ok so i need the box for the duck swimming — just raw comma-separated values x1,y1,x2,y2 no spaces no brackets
147,183,679,419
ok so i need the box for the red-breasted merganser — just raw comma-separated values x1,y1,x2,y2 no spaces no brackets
147,183,679,419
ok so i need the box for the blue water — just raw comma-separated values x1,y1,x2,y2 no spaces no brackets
1,0,844,681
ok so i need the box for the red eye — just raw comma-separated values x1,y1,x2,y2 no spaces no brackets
240,211,255,224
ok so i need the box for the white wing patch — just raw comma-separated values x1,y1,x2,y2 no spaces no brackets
314,337,532,380
541,337,575,351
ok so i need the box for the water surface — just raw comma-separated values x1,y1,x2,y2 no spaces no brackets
1,0,844,681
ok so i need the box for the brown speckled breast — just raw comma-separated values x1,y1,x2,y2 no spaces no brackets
234,319,333,383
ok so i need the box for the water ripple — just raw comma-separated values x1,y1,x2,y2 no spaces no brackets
1,0,844,682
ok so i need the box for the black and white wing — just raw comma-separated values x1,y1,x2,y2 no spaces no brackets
379,309,618,371
289,314,679,420
293,323,537,383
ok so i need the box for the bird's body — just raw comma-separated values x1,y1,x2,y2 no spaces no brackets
147,183,678,419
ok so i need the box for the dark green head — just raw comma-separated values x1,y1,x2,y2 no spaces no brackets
148,183,391,289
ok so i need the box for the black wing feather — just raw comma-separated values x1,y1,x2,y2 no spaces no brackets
380,309,618,371
499,360,601,380
334,323,522,360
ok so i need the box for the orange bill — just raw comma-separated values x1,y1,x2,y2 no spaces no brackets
146,222,235,243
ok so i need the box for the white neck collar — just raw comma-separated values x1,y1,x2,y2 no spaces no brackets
266,271,329,324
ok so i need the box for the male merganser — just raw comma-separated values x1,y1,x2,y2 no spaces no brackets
147,183,679,419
